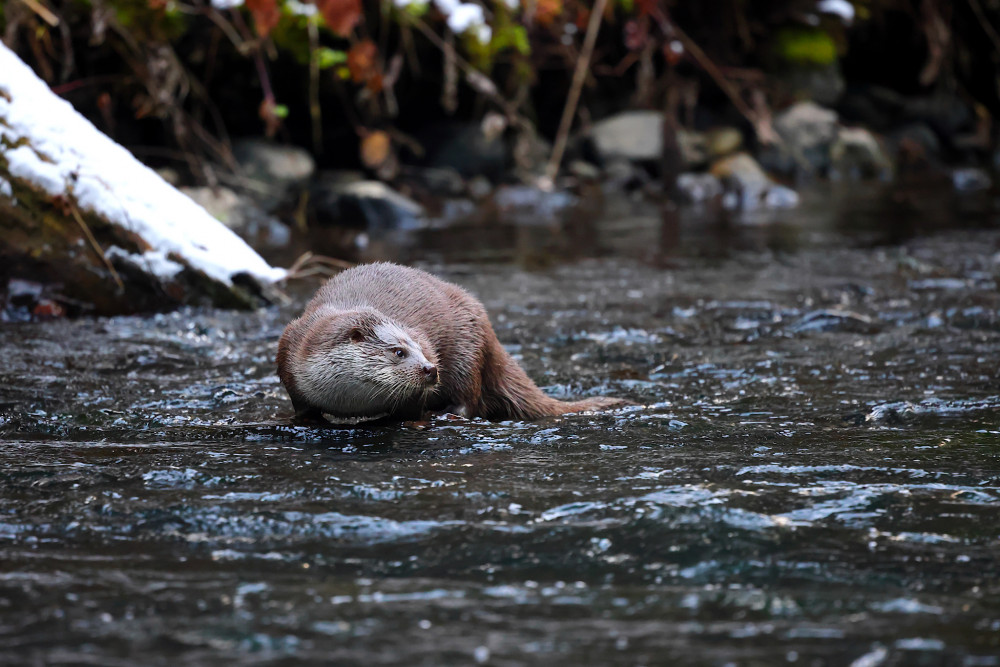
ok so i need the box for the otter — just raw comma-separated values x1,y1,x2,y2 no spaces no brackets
277,262,628,421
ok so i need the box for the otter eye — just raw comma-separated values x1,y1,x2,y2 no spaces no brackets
393,348,407,359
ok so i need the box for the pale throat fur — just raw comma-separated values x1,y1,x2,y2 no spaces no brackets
289,307,440,417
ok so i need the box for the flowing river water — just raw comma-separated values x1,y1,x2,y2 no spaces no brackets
1,182,999,665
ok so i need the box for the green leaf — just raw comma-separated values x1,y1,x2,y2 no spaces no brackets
492,24,530,56
401,2,429,18
316,47,348,69
774,26,837,66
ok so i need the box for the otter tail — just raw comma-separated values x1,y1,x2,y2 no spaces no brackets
558,396,633,415
478,340,630,420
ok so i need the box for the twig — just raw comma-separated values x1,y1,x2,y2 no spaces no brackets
308,18,323,153
18,0,59,27
544,0,609,185
667,21,757,127
68,202,125,293
967,0,1000,56
284,252,353,281
410,17,524,124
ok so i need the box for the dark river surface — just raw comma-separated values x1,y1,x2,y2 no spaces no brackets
1,181,999,665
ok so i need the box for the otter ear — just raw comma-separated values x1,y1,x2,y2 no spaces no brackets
349,327,365,343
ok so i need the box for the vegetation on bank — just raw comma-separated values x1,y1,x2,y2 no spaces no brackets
3,0,999,184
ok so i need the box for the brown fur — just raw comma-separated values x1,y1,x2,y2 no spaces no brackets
277,262,629,421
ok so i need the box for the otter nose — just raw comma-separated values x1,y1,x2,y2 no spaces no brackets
422,364,438,383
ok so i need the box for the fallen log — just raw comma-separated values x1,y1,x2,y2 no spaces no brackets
0,43,286,316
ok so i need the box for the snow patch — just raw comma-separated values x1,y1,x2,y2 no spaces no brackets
105,247,185,281
817,0,854,23
432,0,492,42
0,43,285,287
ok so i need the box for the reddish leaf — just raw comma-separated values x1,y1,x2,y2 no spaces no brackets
347,40,378,84
246,0,281,37
366,72,384,94
636,0,659,17
315,0,362,37
535,0,562,27
32,299,65,319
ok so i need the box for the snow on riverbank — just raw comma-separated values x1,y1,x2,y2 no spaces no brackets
0,43,286,287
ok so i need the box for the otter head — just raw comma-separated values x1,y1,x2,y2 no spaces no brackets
293,308,439,417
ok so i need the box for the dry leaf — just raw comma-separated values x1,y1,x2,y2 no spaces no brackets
535,0,562,26
315,0,362,37
347,40,378,84
360,130,391,169
246,0,281,38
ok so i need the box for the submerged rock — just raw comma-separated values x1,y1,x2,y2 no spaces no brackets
676,172,723,203
787,309,878,334
492,185,579,225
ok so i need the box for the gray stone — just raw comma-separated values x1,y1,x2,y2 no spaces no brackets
830,127,893,180
407,167,466,197
710,152,771,191
468,176,493,201
311,178,426,230
705,127,743,158
775,62,845,107
511,127,552,182
952,168,991,192
775,101,839,145
181,186,244,227
710,152,799,211
888,123,941,161
423,122,507,180
676,128,708,169
589,110,663,162
774,101,839,172
568,160,601,181
181,185,290,249
232,139,315,207
903,94,974,138
757,142,797,177
155,166,182,187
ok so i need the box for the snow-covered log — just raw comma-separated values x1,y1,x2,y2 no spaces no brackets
0,43,286,315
